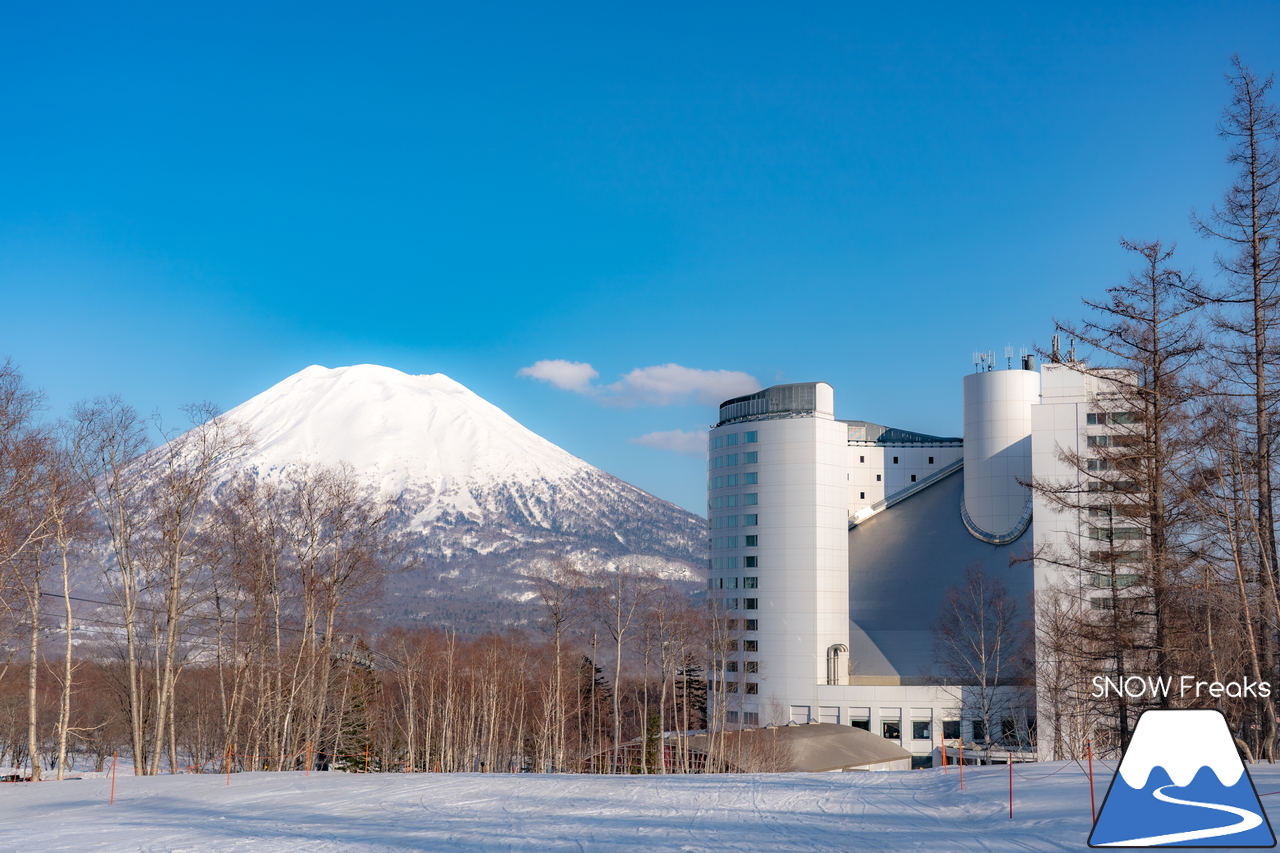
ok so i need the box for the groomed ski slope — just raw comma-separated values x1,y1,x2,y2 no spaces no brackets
5,762,1280,852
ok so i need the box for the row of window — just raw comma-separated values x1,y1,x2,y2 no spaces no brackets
708,576,759,589
708,535,759,550
725,639,758,651
708,472,758,490
709,431,759,450
719,598,759,610
1089,549,1145,564
1087,411,1135,425
720,660,759,673
709,514,759,529
1087,526,1144,541
709,451,759,470
855,455,938,465
720,681,759,694
725,712,761,725
1089,573,1139,588
707,493,759,509
726,619,758,631
1089,480,1137,492
1087,434,1140,448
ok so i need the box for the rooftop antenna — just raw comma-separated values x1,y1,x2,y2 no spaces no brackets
987,350,995,372
1051,334,1061,363
972,351,982,374
1067,338,1077,362
1005,345,1014,370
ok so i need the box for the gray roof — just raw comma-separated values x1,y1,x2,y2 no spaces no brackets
848,467,1032,679
688,723,912,772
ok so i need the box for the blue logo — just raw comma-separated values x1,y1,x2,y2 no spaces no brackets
1089,709,1275,847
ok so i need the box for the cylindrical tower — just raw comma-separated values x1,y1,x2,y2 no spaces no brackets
707,382,848,725
961,367,1041,541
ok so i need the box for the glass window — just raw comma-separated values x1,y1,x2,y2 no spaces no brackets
743,711,760,725
727,556,739,569
727,598,739,610
726,474,738,487
1087,412,1103,425
724,681,738,693
911,756,934,770
714,436,724,448
714,456,724,469
726,578,738,589
744,431,757,443
910,475,916,482
744,619,758,630
743,514,758,526
928,456,934,464
972,720,987,743
851,719,870,731
745,682,758,695
859,455,865,463
882,721,901,739
707,579,714,590
743,556,757,568
893,456,898,464
743,640,758,652
860,492,865,499
726,434,738,446
876,474,882,482
743,472,757,484
726,661,738,672
744,535,758,546
744,598,758,609
727,536,738,548
1111,412,1135,425
727,495,738,507
743,576,757,588
726,711,739,723
726,454,738,466
743,451,758,463
744,493,758,505
728,516,738,527
942,720,960,740
912,720,931,740
745,661,758,673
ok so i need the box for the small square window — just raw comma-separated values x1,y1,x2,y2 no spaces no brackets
928,456,934,464
912,720,931,740
726,661,738,672
745,535,758,546
726,434,738,446
727,598,739,610
744,598,758,609
743,640,758,652
743,514,757,526
743,556,757,568
882,721,901,739
893,456,898,464
726,578,738,589
726,454,738,466
744,493,758,505
859,492,865,499
850,719,870,731
727,619,738,630
724,681,738,693
876,474,881,482
726,474,738,487
745,661,759,673
743,451,758,463
726,711,739,723
911,475,916,482
745,682,758,695
743,576,757,588
744,472,757,484
745,619,758,630
744,711,759,725
859,455,864,463
744,431,757,443
942,720,960,740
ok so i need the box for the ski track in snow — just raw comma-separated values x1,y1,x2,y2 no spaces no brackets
6,763,1279,852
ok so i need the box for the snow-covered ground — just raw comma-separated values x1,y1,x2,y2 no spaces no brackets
4,762,1279,852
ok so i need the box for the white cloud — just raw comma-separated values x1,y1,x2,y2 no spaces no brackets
631,430,706,457
516,359,599,391
603,364,760,408
519,359,759,408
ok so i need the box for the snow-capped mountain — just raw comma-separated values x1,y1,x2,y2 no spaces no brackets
217,364,706,630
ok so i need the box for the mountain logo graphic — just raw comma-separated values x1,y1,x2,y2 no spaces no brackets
1089,709,1276,847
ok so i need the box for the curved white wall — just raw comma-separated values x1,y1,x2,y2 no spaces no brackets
962,369,1041,538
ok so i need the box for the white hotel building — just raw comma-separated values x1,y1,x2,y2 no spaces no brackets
705,358,1104,766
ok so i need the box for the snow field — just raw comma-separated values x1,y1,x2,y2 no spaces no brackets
10,761,1272,852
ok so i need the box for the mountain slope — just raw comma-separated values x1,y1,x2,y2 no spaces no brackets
218,364,706,630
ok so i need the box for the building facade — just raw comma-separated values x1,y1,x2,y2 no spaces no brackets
707,359,1062,766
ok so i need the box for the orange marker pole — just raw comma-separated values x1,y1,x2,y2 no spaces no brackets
365,745,370,774
1087,740,1096,825
109,752,117,805
306,743,311,778
941,739,948,775
1008,750,1013,819
225,745,232,786
958,738,964,790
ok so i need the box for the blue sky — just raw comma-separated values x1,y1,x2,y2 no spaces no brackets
1,2,1277,513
